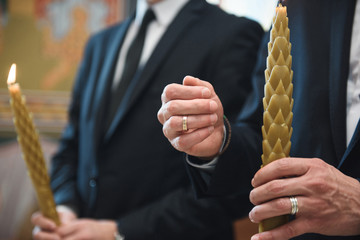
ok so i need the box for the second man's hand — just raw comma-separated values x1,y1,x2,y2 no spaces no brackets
157,76,225,158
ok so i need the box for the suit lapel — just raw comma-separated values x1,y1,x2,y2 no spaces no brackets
328,0,356,163
339,120,360,167
89,18,132,145
104,0,203,141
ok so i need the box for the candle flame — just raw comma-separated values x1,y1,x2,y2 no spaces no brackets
7,64,16,85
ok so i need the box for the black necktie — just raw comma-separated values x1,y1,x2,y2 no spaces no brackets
106,9,156,129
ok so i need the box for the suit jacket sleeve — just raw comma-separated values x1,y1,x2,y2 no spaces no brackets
116,186,251,240
187,32,268,198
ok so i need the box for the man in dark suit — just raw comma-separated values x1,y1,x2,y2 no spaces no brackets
31,0,263,239
158,0,360,239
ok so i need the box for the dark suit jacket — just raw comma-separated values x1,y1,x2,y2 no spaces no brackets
188,0,360,239
50,0,264,239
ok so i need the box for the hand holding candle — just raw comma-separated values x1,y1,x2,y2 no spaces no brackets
7,64,60,226
260,2,293,232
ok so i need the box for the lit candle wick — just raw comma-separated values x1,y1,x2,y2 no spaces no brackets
278,0,286,6
7,64,16,86
6,63,60,225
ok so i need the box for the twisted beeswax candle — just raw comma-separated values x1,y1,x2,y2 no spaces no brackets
7,64,60,226
260,4,293,232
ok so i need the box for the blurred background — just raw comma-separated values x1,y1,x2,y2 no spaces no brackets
0,0,276,239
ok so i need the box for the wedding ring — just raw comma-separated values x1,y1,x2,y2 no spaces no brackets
289,196,298,215
182,116,188,131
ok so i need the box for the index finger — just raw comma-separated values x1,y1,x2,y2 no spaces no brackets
57,221,78,237
183,75,214,91
161,83,211,103
252,158,310,188
31,212,57,231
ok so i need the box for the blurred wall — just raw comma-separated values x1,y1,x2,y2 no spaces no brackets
0,0,124,141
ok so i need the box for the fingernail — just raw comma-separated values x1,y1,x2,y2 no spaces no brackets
202,88,211,98
209,100,218,111
251,235,259,240
248,205,259,223
248,211,255,223
49,222,56,230
249,215,255,223
208,126,214,133
210,114,217,124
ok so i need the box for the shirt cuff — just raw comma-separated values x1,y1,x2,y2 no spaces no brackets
56,205,78,217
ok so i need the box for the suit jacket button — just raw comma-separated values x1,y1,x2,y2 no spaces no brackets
89,178,97,187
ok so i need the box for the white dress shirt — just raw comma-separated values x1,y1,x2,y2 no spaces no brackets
112,0,189,89
347,0,360,146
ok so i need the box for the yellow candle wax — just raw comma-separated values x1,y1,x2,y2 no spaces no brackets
7,64,60,226
260,3,294,232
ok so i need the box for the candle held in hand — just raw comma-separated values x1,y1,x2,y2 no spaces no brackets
260,3,293,232
7,64,60,226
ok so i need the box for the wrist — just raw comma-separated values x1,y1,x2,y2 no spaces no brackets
204,115,231,159
218,115,231,156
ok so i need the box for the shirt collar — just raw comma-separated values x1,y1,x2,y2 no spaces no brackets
136,0,190,27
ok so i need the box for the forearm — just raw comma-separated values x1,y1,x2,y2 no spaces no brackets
187,119,262,197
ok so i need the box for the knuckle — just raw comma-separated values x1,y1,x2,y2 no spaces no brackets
83,233,91,240
307,198,326,213
275,197,289,210
266,232,277,240
167,116,179,129
163,84,177,99
31,212,39,221
176,136,188,150
311,158,328,169
32,227,40,237
162,125,169,138
251,206,261,220
171,137,184,151
165,101,178,115
193,128,209,142
157,109,164,123
308,178,330,194
249,190,257,204
284,224,298,238
268,180,285,195
276,158,291,172
311,157,324,164
203,81,214,92
161,91,166,103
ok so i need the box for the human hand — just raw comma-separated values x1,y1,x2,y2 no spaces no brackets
32,206,77,240
157,76,224,158
249,157,360,240
56,219,117,240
